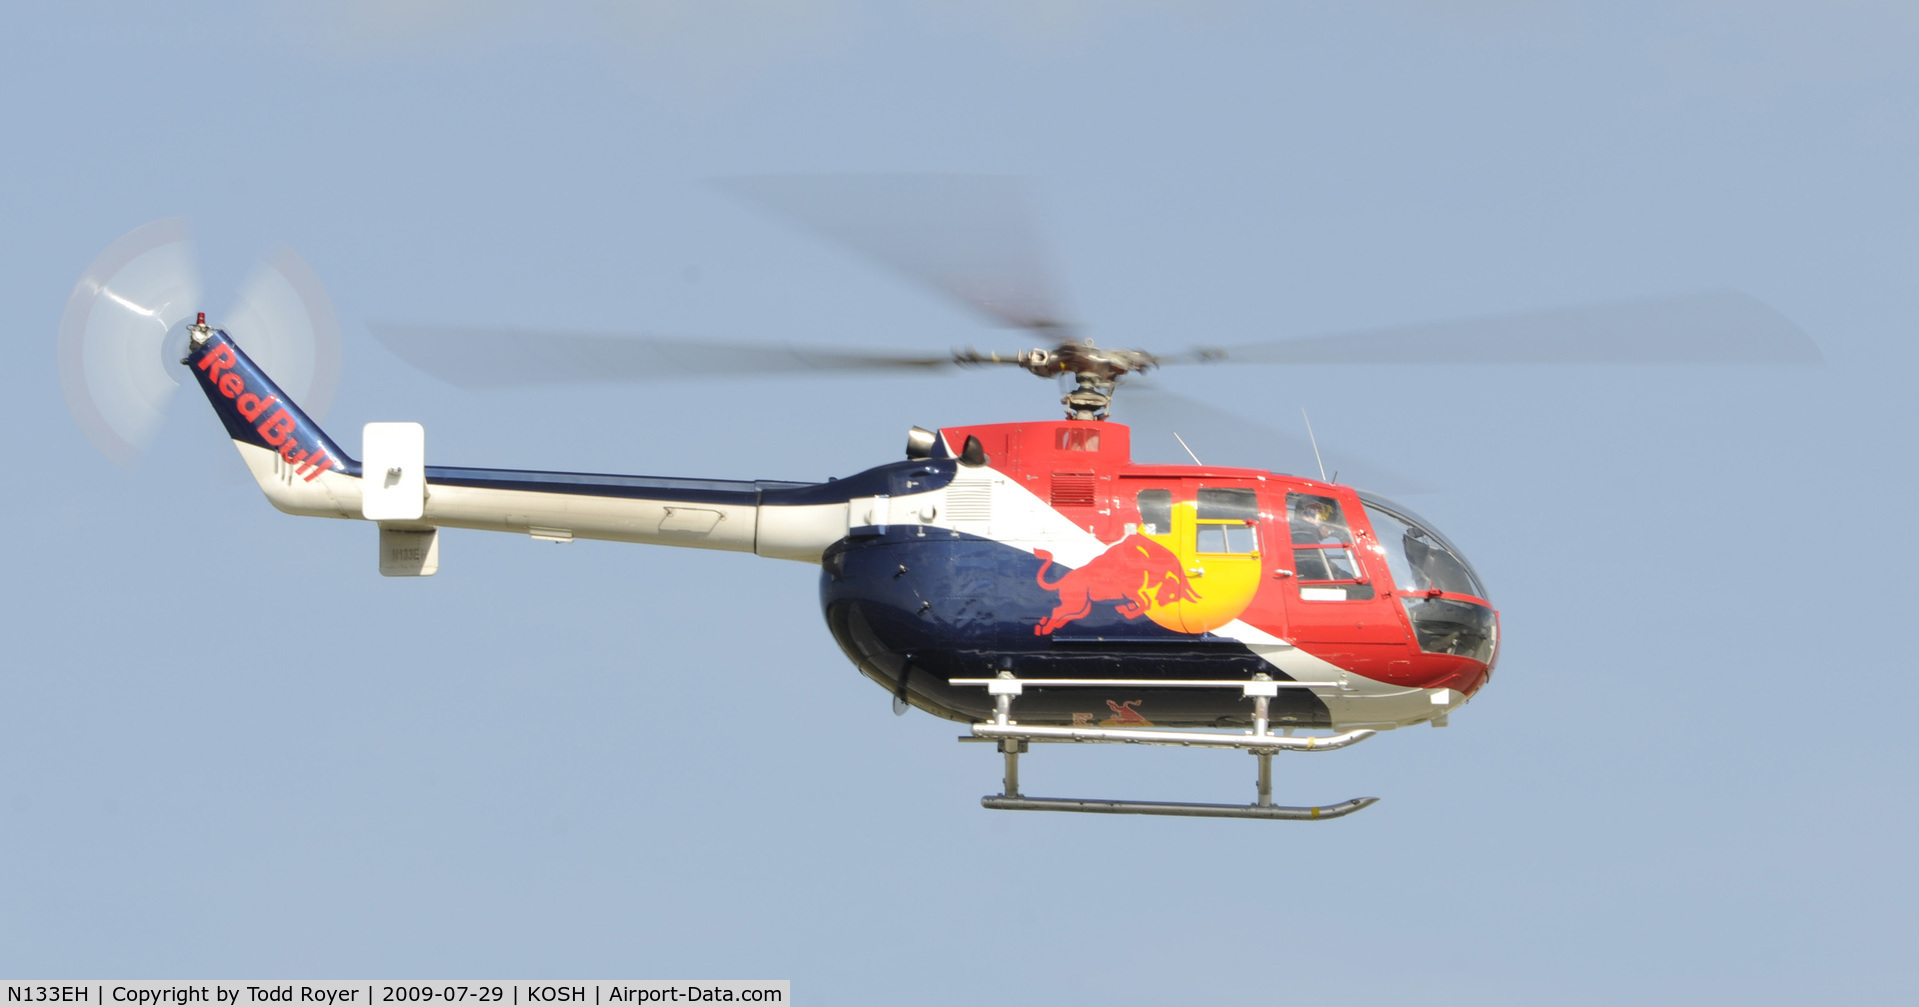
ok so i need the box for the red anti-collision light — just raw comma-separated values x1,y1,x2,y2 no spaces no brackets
197,312,205,325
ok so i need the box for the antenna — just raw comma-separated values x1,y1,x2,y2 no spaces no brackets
1301,408,1328,483
1172,431,1203,466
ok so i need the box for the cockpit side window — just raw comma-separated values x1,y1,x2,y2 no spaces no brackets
1285,492,1372,600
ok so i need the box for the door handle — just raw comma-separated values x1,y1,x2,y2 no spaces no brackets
1186,567,1205,577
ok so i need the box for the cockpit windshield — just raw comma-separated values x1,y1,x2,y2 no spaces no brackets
1359,493,1497,664
1358,493,1488,601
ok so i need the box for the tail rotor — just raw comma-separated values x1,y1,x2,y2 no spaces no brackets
58,219,342,466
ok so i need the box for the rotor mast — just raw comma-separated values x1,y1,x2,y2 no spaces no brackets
955,337,1163,421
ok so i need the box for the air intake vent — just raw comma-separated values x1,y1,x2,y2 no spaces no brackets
1050,473,1096,508
945,483,993,523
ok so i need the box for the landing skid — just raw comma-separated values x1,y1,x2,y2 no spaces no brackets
982,795,1378,820
951,674,1380,822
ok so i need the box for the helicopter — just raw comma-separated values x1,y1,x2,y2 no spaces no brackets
58,178,1821,821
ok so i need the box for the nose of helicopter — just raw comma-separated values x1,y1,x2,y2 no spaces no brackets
1357,492,1499,669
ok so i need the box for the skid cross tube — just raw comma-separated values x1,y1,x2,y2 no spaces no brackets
953,673,1380,821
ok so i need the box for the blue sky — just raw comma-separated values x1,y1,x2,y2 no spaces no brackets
4,3,1916,1003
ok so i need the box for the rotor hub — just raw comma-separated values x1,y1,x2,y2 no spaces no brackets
954,340,1159,420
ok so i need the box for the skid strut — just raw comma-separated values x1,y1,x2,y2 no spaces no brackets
954,673,1380,821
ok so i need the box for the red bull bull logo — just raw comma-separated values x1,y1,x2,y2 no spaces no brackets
1034,505,1267,634
1032,533,1202,635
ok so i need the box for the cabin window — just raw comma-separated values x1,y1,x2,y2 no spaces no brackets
1195,522,1257,554
1286,492,1374,600
1135,488,1172,536
1056,427,1100,452
1194,487,1258,554
1197,487,1258,520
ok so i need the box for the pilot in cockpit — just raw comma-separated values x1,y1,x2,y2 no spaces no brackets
1290,497,1348,541
1289,495,1354,581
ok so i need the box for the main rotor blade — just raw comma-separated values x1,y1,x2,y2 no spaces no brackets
1181,290,1818,366
1113,381,1432,494
366,323,973,388
716,174,1071,333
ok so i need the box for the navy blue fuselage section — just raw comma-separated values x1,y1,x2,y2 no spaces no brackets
421,456,949,509
820,529,1333,728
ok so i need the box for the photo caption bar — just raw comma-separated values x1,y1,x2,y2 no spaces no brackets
3,983,788,1007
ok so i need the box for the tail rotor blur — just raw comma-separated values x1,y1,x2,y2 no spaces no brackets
58,220,342,466
225,245,343,420
57,218,201,466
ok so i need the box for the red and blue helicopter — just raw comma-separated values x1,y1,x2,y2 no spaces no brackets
59,178,1819,820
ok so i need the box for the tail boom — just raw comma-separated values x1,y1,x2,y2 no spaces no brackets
183,324,851,561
